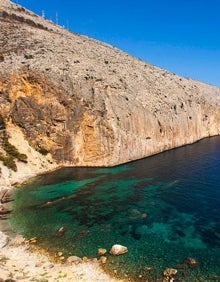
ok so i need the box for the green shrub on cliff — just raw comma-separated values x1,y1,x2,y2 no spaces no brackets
0,153,17,171
2,137,27,162
38,147,49,155
0,119,28,170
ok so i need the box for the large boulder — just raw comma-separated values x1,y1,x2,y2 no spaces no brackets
109,244,128,256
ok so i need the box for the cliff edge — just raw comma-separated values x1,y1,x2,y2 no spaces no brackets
1,0,220,186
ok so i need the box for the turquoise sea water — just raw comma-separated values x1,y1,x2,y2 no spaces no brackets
9,136,220,281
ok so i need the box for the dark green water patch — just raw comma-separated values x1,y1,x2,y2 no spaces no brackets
8,137,220,281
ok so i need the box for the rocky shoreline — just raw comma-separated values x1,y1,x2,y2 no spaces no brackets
1,0,219,280
0,180,125,282
0,237,125,281
0,172,201,282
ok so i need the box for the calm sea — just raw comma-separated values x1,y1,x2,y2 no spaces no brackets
9,136,220,281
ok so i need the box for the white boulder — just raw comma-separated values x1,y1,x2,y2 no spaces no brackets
109,244,128,256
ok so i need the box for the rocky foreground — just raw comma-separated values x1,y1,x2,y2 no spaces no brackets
0,228,125,282
0,0,220,281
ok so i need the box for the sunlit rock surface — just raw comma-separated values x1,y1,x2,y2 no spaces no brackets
1,0,220,186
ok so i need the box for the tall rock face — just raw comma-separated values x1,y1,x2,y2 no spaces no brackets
0,0,220,179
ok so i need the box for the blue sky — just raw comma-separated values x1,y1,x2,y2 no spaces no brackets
11,0,220,87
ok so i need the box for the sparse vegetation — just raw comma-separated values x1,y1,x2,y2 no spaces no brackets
0,136,28,171
0,255,9,263
2,137,27,162
24,54,34,59
0,153,17,171
38,147,49,155
0,115,27,171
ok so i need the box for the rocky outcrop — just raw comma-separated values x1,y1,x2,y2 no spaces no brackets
1,0,220,185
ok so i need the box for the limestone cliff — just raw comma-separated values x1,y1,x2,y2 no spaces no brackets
1,0,220,186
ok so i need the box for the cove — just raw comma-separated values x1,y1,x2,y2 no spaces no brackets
8,136,220,281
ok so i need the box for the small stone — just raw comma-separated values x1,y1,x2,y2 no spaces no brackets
97,248,107,256
29,237,37,241
141,213,147,218
29,237,37,244
0,231,9,248
109,244,128,256
58,251,63,257
66,256,82,264
99,256,107,264
59,256,65,261
82,256,89,262
163,268,178,277
144,266,153,273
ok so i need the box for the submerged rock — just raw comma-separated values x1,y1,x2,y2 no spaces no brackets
72,230,89,241
128,208,141,220
185,257,198,267
144,266,153,273
175,263,188,270
163,268,178,277
141,213,147,219
55,226,67,238
128,209,147,220
109,244,128,256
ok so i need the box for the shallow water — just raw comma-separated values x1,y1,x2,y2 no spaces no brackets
9,136,220,281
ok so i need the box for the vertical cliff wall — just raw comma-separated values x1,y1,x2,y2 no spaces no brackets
0,0,220,186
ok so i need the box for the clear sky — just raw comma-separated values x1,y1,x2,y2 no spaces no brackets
11,0,220,87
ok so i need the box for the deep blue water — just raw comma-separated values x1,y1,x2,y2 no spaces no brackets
9,136,220,281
